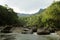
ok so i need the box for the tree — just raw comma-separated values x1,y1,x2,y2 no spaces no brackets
0,5,18,26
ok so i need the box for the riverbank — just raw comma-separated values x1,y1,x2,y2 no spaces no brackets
0,26,60,36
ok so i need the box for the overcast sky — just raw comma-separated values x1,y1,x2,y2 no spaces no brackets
0,0,54,14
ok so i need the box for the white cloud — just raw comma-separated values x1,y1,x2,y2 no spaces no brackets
10,6,21,13
0,0,54,14
7,5,40,14
0,0,7,5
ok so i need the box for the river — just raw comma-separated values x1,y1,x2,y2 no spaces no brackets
0,33,60,40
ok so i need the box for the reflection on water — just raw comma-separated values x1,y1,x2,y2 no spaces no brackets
0,33,60,40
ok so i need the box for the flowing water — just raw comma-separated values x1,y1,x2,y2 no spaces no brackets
0,33,60,40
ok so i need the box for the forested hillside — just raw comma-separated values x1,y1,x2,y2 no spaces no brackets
40,1,60,28
19,1,60,30
0,5,19,26
0,1,60,30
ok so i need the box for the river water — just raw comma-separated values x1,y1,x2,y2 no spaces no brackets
0,33,60,40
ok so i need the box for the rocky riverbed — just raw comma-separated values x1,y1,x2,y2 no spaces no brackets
0,27,60,40
0,27,60,36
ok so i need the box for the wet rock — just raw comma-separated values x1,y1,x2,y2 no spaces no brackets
21,31,28,34
32,27,37,32
23,28,29,31
37,29,50,35
1,30,11,33
21,28,29,34
49,29,55,33
21,28,33,34
1,27,12,33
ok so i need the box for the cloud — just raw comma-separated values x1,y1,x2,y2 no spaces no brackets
0,0,54,14
8,6,21,13
0,0,7,5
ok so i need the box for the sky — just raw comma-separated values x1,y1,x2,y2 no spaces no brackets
0,0,54,14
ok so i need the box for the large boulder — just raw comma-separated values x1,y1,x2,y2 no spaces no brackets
37,29,50,35
21,31,28,34
48,27,55,33
21,28,33,34
1,27,12,33
32,27,37,32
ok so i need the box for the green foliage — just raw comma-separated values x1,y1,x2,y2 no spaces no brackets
18,17,28,26
0,5,18,26
16,1,60,29
40,1,60,28
22,1,60,28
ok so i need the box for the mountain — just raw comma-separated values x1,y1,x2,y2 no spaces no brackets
17,13,32,17
33,9,45,15
36,9,45,14
17,9,44,17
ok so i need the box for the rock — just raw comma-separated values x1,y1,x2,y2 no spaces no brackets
32,27,37,32
1,27,12,33
49,29,55,33
21,31,28,34
56,31,60,36
48,27,55,33
23,28,29,31
37,29,50,35
21,28,33,34
1,30,11,33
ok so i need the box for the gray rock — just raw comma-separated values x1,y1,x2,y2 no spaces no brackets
37,29,50,35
